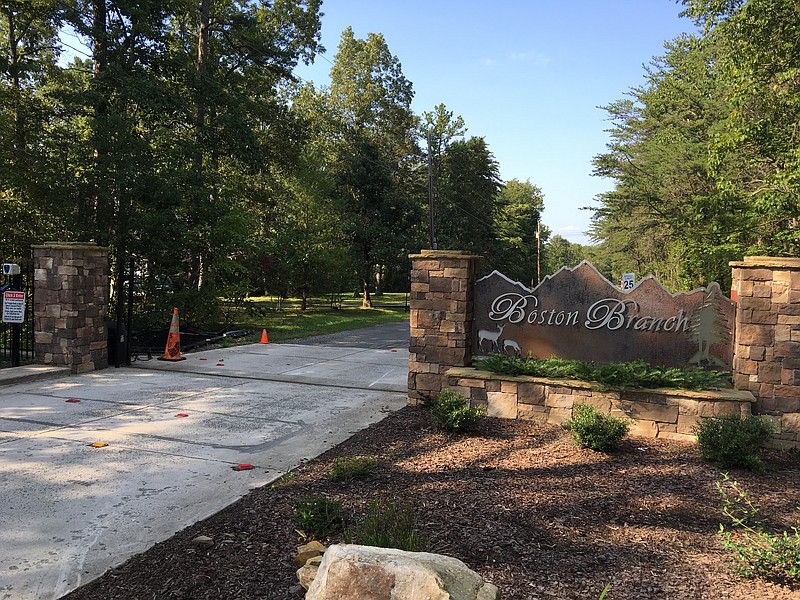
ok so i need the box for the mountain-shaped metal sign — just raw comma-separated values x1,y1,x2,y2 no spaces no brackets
474,261,734,369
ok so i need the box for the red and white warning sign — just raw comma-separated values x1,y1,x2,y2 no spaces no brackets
2,291,25,324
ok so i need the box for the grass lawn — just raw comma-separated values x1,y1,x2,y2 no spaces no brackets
215,292,410,345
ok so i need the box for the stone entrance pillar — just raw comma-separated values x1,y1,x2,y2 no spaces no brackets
408,250,480,404
32,242,109,373
731,256,800,445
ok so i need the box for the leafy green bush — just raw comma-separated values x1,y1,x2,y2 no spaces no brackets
430,390,485,432
347,499,430,552
694,414,777,472
472,354,728,391
717,473,800,584
330,456,378,481
564,403,630,452
292,496,344,539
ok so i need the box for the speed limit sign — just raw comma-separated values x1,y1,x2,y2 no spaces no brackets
621,273,635,291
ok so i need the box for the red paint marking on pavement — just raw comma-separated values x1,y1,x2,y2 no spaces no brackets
176,413,189,418
66,398,80,403
232,463,254,471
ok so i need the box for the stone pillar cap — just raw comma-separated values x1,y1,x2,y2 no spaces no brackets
32,242,109,251
730,256,800,269
409,250,481,259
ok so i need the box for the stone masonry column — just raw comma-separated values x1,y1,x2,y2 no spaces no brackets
33,242,109,373
730,256,800,446
408,250,480,404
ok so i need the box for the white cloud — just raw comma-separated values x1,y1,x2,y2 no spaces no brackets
510,51,550,67
479,57,496,66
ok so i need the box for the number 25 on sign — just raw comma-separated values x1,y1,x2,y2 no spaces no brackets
621,273,636,291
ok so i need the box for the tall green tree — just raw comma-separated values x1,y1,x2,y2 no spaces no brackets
493,178,545,285
420,103,466,250
682,0,800,256
591,34,736,289
324,27,422,307
542,235,584,278
0,0,66,259
159,0,323,292
593,1,800,291
434,136,502,263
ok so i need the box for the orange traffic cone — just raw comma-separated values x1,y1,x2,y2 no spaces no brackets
158,307,186,361
259,329,269,344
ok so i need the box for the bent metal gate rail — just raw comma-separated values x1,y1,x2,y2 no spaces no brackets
474,261,735,370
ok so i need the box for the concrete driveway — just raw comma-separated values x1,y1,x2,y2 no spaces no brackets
0,323,409,600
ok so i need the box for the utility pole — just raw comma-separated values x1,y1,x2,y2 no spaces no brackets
427,134,437,249
536,220,541,286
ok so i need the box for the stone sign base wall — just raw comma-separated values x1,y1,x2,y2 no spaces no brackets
409,251,800,448
33,242,109,374
445,367,757,442
731,257,800,448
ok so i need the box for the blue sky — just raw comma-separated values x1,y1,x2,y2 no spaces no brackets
295,1,698,245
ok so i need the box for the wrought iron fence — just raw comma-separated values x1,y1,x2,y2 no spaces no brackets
0,258,35,367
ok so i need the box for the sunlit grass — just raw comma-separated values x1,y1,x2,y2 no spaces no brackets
218,292,410,344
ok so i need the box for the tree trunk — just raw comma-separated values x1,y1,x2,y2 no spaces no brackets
89,0,111,244
188,0,211,291
361,280,373,309
375,262,384,296
194,0,209,174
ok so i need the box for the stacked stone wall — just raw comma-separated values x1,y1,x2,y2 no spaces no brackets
408,251,479,403
731,256,800,447
33,242,109,373
444,367,755,442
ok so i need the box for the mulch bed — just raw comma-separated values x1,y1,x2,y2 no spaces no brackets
63,406,800,600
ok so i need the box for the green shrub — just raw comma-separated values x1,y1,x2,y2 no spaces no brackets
292,496,344,539
472,354,728,391
430,390,485,432
694,414,777,472
347,499,430,552
717,473,800,584
330,456,378,481
564,403,630,452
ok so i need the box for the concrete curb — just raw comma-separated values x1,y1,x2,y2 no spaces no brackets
0,365,71,386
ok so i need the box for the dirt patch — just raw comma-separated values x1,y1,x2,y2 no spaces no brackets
63,406,800,600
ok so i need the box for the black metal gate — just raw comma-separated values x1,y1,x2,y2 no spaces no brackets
0,256,35,368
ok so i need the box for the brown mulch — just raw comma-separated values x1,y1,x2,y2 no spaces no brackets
64,406,800,600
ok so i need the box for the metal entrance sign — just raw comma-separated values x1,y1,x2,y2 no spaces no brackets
474,261,735,369
2,291,25,324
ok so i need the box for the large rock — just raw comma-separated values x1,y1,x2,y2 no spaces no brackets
305,544,500,600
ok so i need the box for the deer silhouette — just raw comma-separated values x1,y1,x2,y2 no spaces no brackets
477,323,505,353
503,339,521,356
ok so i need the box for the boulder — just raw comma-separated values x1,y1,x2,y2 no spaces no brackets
305,544,500,600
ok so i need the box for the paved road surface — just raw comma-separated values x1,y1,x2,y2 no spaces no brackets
0,323,409,600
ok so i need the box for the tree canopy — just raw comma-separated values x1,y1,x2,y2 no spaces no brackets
7,1,795,325
590,0,800,291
